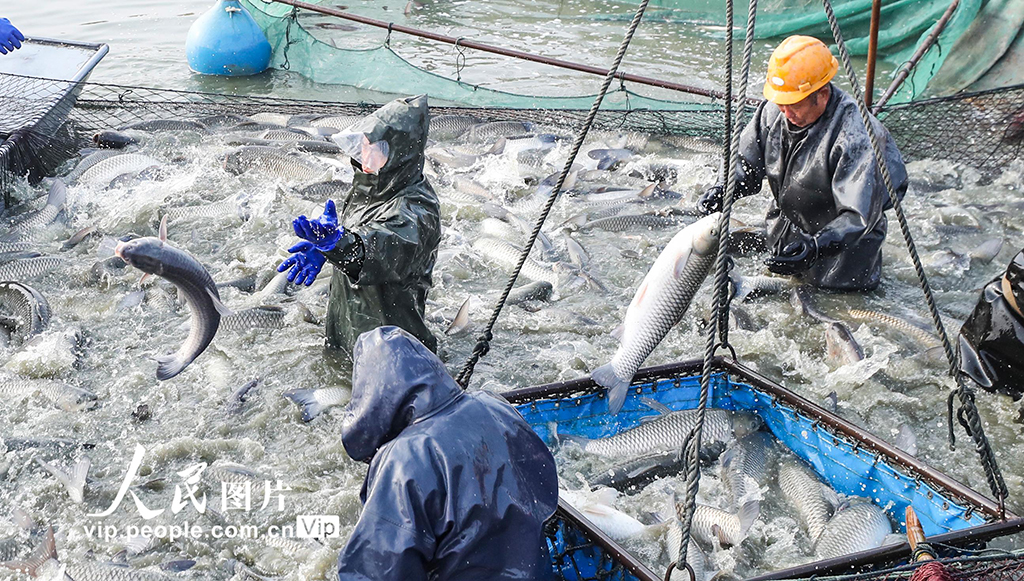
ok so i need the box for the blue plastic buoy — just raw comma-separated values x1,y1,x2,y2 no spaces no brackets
186,0,272,76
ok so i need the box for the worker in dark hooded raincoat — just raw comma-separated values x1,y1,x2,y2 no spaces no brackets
957,248,1024,413
278,95,441,353
697,35,908,291
336,326,559,580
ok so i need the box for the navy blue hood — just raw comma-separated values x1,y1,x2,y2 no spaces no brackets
342,326,461,462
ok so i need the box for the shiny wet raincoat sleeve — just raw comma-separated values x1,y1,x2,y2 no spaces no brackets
343,194,440,287
730,101,771,199
336,441,440,581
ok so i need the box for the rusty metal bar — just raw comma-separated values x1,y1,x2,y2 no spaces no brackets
265,0,741,101
873,0,960,113
865,0,881,109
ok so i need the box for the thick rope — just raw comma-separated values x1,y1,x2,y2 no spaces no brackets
455,0,653,388
716,0,736,352
673,0,758,570
820,0,1007,509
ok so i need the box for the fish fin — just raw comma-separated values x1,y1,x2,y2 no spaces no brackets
592,487,619,505
610,324,625,342
206,288,234,318
35,457,90,504
46,179,67,209
557,432,591,449
488,137,507,156
110,550,129,566
638,183,658,199
597,157,615,171
2,526,58,576
12,506,34,531
820,484,842,510
158,215,168,242
674,250,693,279
591,363,630,414
154,354,187,381
283,388,324,422
895,424,918,456
445,297,471,336
720,445,737,470
160,559,196,572
639,397,672,415
124,535,151,556
736,500,760,537
823,391,838,414
712,524,734,549
138,273,153,287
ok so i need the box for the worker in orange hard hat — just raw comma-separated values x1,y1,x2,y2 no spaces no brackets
698,35,908,291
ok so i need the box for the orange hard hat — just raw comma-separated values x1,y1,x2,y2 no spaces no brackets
763,36,839,105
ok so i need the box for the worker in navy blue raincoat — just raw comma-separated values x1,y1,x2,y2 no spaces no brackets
337,326,559,581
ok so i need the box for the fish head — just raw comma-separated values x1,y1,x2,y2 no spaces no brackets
690,212,722,256
730,411,764,438
115,237,166,276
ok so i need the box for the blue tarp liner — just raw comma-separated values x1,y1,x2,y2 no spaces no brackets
516,371,987,545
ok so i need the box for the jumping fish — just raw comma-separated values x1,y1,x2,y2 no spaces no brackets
464,121,534,142
472,237,580,292
689,502,760,548
115,218,223,380
576,212,689,233
507,281,553,305
561,400,761,459
813,499,893,560
729,272,791,302
825,322,865,366
445,298,472,336
35,457,91,503
65,150,122,184
0,282,51,344
223,378,260,416
592,213,721,413
846,309,940,348
790,286,836,323
121,119,210,133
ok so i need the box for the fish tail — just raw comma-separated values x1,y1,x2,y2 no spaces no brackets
2,526,57,576
557,432,592,448
45,179,67,209
155,354,188,381
283,389,325,422
736,500,760,538
592,363,630,414
35,457,90,504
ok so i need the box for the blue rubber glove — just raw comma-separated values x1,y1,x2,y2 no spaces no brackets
277,241,327,286
0,19,24,55
293,199,343,252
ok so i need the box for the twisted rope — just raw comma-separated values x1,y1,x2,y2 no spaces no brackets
455,0,654,388
673,0,759,570
819,0,1007,510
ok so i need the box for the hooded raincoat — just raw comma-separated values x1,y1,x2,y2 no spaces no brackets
729,84,908,291
957,249,1024,400
337,326,559,581
322,95,441,353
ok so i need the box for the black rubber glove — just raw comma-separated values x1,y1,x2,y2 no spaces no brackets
696,185,724,216
765,230,818,275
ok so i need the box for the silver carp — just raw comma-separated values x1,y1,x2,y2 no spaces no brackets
790,285,836,323
223,146,332,184
729,272,791,302
825,322,864,366
295,180,350,201
121,119,210,133
592,213,721,413
847,309,940,348
0,375,97,411
690,501,760,548
558,488,647,542
721,431,778,509
0,257,64,281
778,454,840,543
166,198,250,223
2,179,66,243
472,237,580,292
589,447,685,490
310,115,364,130
507,281,553,305
78,153,161,187
223,378,259,416
283,386,350,422
813,499,893,560
429,115,482,141
577,212,689,233
0,282,50,344
65,150,123,184
464,121,534,142
563,402,761,459
115,220,222,380
221,306,286,331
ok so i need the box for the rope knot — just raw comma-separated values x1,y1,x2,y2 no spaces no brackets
472,331,493,357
